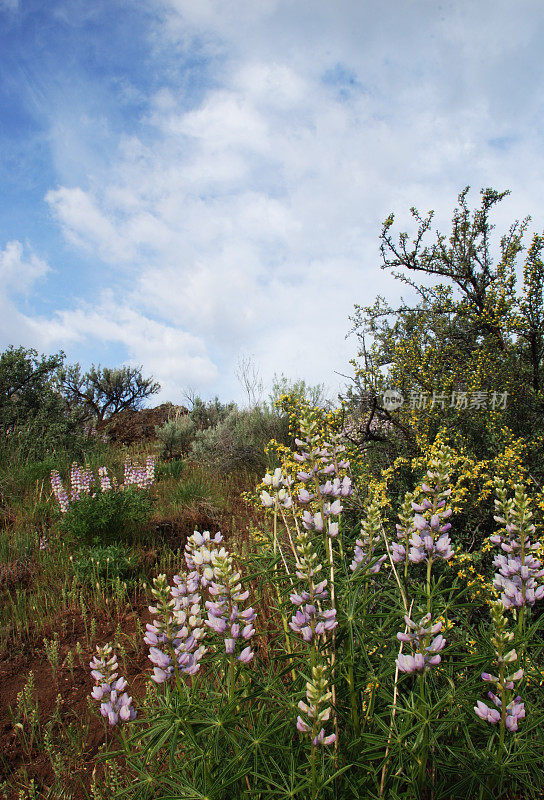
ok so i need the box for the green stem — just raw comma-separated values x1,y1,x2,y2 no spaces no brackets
229,654,235,703
426,557,433,614
346,616,360,736
417,672,429,790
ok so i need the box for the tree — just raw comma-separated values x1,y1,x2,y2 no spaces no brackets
60,363,160,422
0,346,65,426
347,187,544,466
0,345,83,458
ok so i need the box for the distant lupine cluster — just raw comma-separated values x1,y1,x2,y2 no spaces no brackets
124,455,155,489
50,456,155,512
90,643,136,726
70,462,93,501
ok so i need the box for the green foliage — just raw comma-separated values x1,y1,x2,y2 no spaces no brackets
270,373,329,409
71,544,138,587
190,405,290,473
348,186,544,471
155,458,186,481
187,395,237,430
155,415,196,459
0,346,84,460
60,487,154,546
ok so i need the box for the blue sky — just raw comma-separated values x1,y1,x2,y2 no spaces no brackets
1,0,543,404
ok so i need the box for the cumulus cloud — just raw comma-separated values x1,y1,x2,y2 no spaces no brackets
32,294,218,399
5,0,544,400
1,241,49,292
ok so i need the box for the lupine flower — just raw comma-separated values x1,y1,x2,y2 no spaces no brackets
145,455,155,486
474,694,526,731
475,600,525,732
50,469,70,513
260,468,293,510
89,643,136,725
396,614,446,674
70,462,93,501
403,445,455,565
296,664,336,747
146,572,207,683
123,456,154,489
98,466,112,492
290,525,337,642
289,581,337,641
204,549,256,664
491,479,544,609
262,467,293,489
185,530,224,587
391,491,417,564
351,490,386,574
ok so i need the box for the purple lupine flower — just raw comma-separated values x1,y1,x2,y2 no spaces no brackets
145,455,155,487
185,530,224,587
491,479,544,609
351,491,386,575
290,522,337,644
50,470,70,512
204,549,256,664
475,600,525,732
296,664,335,748
98,466,112,492
146,571,207,683
89,643,136,725
401,447,455,565
474,694,525,731
395,614,446,674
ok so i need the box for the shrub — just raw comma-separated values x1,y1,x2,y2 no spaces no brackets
190,405,290,473
60,487,154,547
155,416,196,460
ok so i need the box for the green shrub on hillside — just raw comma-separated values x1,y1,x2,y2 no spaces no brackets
190,405,290,473
60,487,154,547
155,416,196,460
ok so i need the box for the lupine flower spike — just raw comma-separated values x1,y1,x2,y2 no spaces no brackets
90,643,136,725
396,613,446,674
491,479,544,609
350,489,387,575
474,601,525,733
407,444,454,565
205,548,256,664
145,572,206,683
296,664,336,747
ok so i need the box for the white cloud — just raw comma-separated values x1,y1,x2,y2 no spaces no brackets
12,0,543,401
0,241,49,292
26,295,218,401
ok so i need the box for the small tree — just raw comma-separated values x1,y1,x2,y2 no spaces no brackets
0,345,83,458
61,363,160,422
347,186,544,465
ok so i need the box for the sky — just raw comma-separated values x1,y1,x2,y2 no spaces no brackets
1,0,543,405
